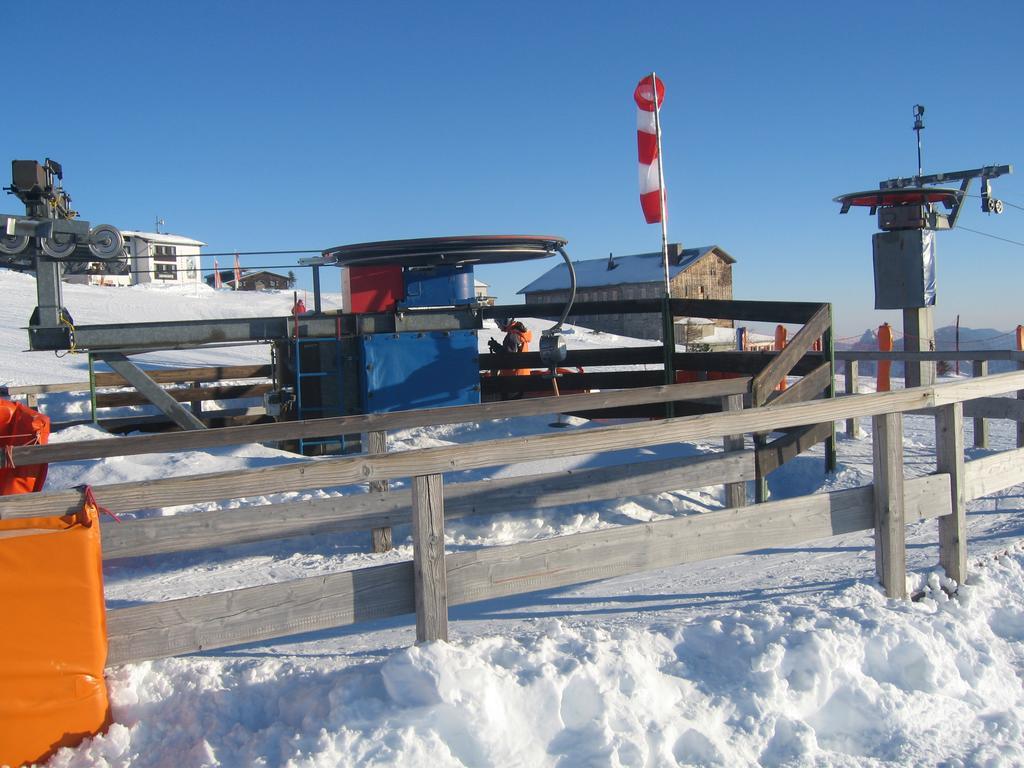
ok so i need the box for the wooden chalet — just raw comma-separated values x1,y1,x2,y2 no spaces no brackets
518,243,735,341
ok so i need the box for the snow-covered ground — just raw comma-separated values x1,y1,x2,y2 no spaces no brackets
4,273,1024,767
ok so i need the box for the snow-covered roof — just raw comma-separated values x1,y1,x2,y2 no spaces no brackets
121,230,207,247
518,245,733,294
474,279,488,288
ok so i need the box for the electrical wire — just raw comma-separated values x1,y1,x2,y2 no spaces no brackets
194,249,324,257
954,226,1024,248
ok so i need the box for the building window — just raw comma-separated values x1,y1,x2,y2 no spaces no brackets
153,244,177,280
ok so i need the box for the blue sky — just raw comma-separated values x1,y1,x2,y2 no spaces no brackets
6,1,1023,337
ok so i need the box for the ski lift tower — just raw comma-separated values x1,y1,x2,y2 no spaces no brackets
834,105,1012,387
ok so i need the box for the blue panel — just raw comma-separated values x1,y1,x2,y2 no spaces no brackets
361,330,480,413
399,265,475,309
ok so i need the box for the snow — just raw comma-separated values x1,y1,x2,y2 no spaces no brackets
121,231,207,247
3,273,1024,766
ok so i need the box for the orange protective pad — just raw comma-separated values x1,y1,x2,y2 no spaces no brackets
0,507,111,767
0,399,51,495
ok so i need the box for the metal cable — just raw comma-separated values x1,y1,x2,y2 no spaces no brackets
549,246,576,332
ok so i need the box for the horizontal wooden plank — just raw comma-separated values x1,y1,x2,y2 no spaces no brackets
755,421,833,476
931,371,1024,406
49,407,268,434
962,396,1024,422
482,347,824,376
6,380,91,396
765,362,833,408
106,472,948,665
9,374,1024,521
480,346,665,369
93,364,272,388
0,385,943,520
676,352,826,377
562,400,720,421
96,383,272,408
107,562,415,666
12,377,751,466
964,446,1024,500
669,299,827,325
101,450,754,559
6,365,273,396
835,351,1024,363
482,371,666,394
484,298,826,324
446,474,950,607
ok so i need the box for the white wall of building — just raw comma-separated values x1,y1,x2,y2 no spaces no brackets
125,231,205,287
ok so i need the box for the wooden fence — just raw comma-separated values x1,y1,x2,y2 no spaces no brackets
4,363,274,430
836,350,1024,449
3,369,1024,667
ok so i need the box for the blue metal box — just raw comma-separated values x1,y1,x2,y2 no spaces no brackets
399,265,475,309
360,330,480,413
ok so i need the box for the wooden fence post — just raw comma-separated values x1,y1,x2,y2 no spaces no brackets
935,402,967,584
872,412,907,598
972,360,988,448
367,430,393,553
845,360,862,438
411,473,448,643
722,394,747,507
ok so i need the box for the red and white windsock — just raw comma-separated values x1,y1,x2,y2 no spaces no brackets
233,253,242,289
213,258,222,289
634,74,666,224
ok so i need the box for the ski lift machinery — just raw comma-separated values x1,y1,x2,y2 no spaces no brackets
2,171,578,443
2,159,126,342
833,105,1012,387
288,235,577,453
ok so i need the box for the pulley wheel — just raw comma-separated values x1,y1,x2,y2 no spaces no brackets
87,224,125,260
0,234,29,255
40,233,78,259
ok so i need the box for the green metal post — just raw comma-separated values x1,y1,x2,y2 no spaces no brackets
662,297,675,419
88,353,98,424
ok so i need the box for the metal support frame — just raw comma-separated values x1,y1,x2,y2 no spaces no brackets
96,353,207,431
311,265,322,314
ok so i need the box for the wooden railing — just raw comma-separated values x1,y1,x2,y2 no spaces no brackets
4,363,274,429
3,370,1024,667
836,350,1024,449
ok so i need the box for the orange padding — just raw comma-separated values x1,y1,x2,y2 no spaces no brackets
0,504,111,767
1,399,51,495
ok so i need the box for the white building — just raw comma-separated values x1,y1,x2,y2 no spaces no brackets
474,278,495,305
66,230,206,287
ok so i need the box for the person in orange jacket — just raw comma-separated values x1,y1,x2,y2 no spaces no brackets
490,318,532,376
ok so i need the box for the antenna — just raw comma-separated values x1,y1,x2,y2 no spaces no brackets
912,104,925,179
155,216,165,234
